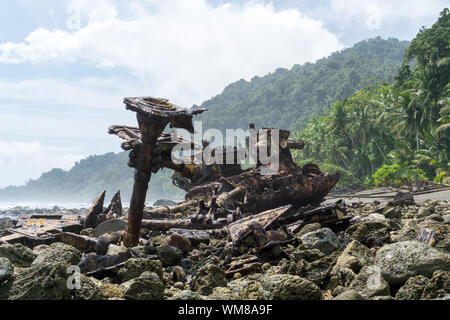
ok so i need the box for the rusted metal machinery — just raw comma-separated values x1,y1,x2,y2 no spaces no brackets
110,97,206,247
109,96,341,248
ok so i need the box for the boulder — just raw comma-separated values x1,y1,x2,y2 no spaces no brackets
117,258,164,283
260,274,323,300
156,245,183,267
190,264,227,295
327,266,357,291
170,289,204,300
0,257,14,283
73,275,102,300
344,221,391,247
349,265,390,298
32,242,81,266
382,207,402,219
0,262,72,300
97,279,124,300
417,206,434,218
0,243,36,267
106,245,128,256
295,223,322,237
164,234,191,255
226,277,267,300
294,251,341,286
80,228,95,237
375,241,450,285
395,275,430,300
333,290,365,300
291,248,324,263
421,270,450,300
299,228,341,255
119,271,165,300
335,240,371,273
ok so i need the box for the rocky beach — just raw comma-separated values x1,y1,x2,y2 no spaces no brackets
0,195,449,300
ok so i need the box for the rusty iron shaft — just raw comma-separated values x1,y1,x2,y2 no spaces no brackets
123,113,168,247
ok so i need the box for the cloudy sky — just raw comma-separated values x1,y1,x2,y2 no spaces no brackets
0,0,447,188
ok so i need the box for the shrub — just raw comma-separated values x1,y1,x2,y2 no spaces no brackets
372,164,427,186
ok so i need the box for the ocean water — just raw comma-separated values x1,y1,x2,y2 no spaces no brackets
0,202,93,211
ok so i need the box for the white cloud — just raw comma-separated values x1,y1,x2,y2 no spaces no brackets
328,0,448,30
0,140,85,187
0,77,129,109
0,0,343,106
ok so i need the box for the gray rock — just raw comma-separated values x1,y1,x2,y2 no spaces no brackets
395,275,429,300
0,262,72,300
106,245,128,256
291,248,324,262
226,276,267,300
0,257,14,283
349,265,390,298
0,243,36,267
260,274,323,300
190,264,227,295
294,251,341,286
333,290,365,300
174,282,185,289
32,244,50,256
119,271,164,300
170,289,204,300
417,207,434,218
73,275,102,300
344,221,391,247
421,270,450,300
299,228,341,255
425,214,444,222
296,223,322,237
32,242,81,266
375,241,450,285
382,207,402,219
156,245,182,267
80,228,95,237
335,240,371,273
442,214,450,224
328,266,357,292
117,258,164,283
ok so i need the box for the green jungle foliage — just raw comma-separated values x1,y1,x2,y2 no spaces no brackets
293,9,450,187
195,37,410,132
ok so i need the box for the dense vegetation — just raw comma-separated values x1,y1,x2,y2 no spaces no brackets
194,37,410,132
293,9,450,187
0,152,184,203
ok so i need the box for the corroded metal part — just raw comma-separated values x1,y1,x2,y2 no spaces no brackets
225,262,263,278
78,251,133,277
123,96,207,133
227,205,292,243
84,190,106,228
167,228,211,245
59,232,98,253
113,96,206,248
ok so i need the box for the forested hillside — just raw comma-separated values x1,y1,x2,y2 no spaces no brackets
194,37,410,132
293,9,450,187
0,152,184,203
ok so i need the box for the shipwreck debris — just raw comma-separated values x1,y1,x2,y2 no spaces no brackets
110,97,206,247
